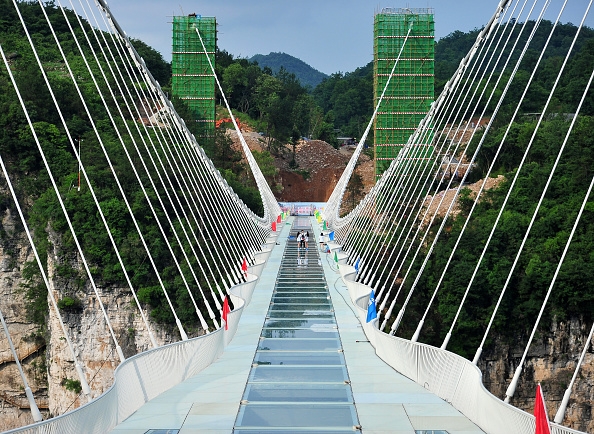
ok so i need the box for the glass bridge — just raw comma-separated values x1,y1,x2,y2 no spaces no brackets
234,217,359,432
110,217,483,434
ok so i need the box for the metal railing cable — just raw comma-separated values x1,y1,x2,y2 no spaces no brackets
384,0,550,335
440,0,590,354
348,0,516,315
53,0,213,332
332,0,513,277
69,0,221,325
467,0,571,360
195,27,281,222
5,2,126,363
83,0,228,307
29,0,189,342
413,0,564,346
94,0,275,236
338,0,534,327
88,0,271,321
6,0,159,363
58,0,218,333
323,27,413,226
329,0,513,237
98,0,273,278
502,2,593,403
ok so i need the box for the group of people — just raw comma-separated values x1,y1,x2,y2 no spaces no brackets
296,230,309,250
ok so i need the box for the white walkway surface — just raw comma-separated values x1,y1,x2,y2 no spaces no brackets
317,239,485,433
110,217,484,434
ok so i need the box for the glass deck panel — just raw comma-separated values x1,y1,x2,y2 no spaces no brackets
235,220,359,432
254,351,344,366
261,328,339,339
244,383,352,402
269,304,331,311
250,366,347,383
266,311,334,319
264,318,335,328
235,404,357,428
258,338,341,351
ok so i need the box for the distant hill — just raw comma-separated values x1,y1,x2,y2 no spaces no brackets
250,52,328,89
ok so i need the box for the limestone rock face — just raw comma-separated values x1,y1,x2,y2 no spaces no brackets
0,208,49,430
43,227,179,416
479,318,594,433
0,207,179,429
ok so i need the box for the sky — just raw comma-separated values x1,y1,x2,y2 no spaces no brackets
104,1,593,76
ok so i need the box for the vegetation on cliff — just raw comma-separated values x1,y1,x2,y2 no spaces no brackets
2,1,594,360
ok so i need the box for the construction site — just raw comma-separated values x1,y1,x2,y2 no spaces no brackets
373,8,435,179
171,15,217,146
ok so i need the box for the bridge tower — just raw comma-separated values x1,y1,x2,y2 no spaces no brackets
172,15,217,147
373,8,435,179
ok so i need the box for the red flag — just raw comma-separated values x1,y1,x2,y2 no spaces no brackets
272,221,277,231
241,257,248,277
277,215,281,223
534,384,551,434
222,296,230,330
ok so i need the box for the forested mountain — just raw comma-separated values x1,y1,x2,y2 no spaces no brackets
250,52,328,89
434,21,594,95
2,1,594,339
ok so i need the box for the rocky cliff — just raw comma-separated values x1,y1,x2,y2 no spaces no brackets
0,209,48,430
0,206,180,430
479,318,594,432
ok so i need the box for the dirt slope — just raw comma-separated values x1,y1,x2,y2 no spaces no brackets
227,130,374,202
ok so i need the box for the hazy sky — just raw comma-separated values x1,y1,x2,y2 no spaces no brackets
102,1,592,75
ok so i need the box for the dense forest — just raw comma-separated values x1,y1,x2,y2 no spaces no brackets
2,0,594,356
0,2,232,331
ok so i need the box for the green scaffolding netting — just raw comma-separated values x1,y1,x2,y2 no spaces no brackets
373,9,435,179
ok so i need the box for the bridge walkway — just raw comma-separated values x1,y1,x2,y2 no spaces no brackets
110,217,483,434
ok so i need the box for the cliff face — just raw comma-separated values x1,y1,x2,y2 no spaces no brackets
0,209,49,430
479,318,594,433
0,207,179,429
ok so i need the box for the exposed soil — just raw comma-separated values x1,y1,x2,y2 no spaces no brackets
422,175,505,224
227,130,374,202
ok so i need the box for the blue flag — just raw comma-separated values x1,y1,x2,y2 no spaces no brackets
328,231,335,241
366,290,377,323
354,258,360,273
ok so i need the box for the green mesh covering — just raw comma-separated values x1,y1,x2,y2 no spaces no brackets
172,16,216,146
373,9,435,179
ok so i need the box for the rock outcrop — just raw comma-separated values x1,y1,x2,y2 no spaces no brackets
0,205,180,429
479,318,594,433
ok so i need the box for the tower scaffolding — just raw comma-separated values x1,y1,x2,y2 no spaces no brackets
172,15,217,147
373,8,435,179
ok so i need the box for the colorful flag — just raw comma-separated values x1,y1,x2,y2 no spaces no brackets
366,290,377,323
222,296,230,330
534,384,551,434
241,257,248,277
323,221,327,230
277,215,281,223
354,258,360,273
333,251,339,269
328,231,335,241
272,221,276,231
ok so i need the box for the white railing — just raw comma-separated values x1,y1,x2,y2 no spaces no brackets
5,231,280,434
330,244,585,434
